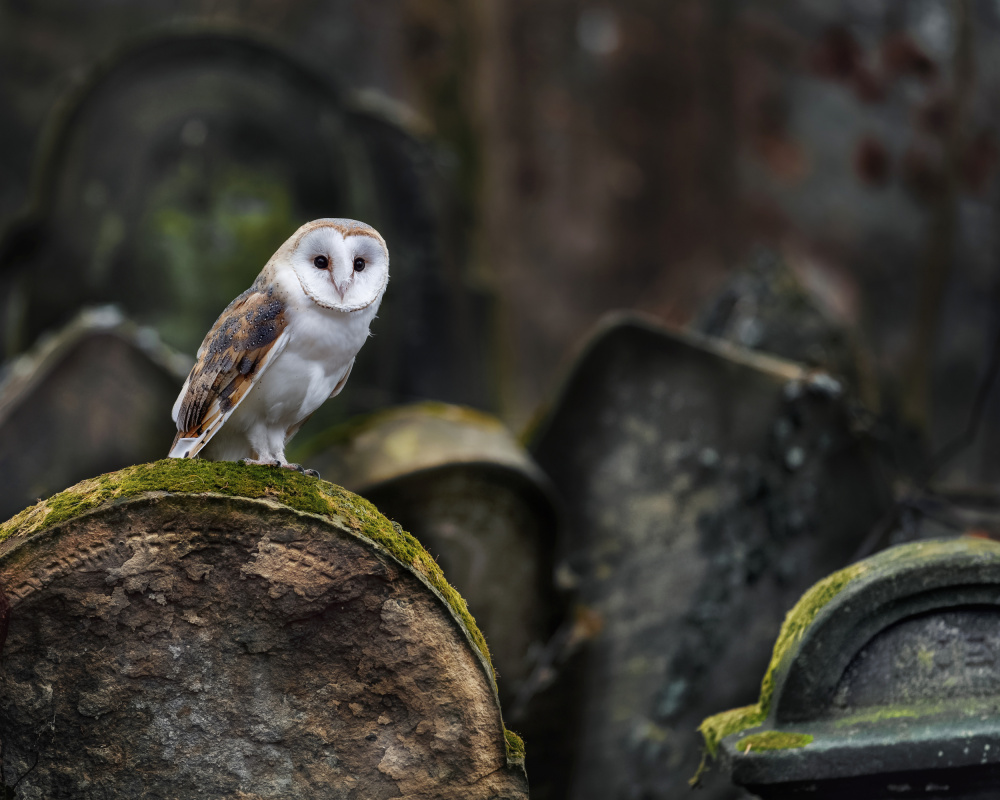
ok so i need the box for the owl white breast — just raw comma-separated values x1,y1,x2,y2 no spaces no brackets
168,218,389,474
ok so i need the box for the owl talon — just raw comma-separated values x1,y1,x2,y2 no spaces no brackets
303,469,321,478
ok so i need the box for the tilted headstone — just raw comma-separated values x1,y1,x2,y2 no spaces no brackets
693,248,870,401
0,306,188,522
526,312,890,800
0,460,527,799
702,537,1000,800
303,402,560,714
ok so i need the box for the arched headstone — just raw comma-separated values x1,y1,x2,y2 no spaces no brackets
0,460,527,798
703,537,1000,800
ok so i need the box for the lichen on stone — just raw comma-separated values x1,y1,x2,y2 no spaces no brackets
734,730,813,752
830,694,993,729
698,704,765,759
504,729,526,761
1,459,534,761
757,560,869,714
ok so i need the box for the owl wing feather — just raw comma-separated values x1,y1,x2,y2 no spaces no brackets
168,283,289,459
329,357,354,399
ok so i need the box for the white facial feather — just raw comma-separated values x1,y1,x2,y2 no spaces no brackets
287,220,389,312
167,218,389,474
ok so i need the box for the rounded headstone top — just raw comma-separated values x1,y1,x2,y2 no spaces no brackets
0,459,529,797
299,402,551,493
523,310,839,452
766,536,1000,724
0,458,496,676
699,536,1000,787
0,305,190,426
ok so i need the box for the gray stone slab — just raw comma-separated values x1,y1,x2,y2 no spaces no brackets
527,312,890,800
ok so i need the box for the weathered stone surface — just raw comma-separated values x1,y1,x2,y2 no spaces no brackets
0,307,188,522
0,460,526,799
527,313,889,800
304,402,560,712
706,537,1000,800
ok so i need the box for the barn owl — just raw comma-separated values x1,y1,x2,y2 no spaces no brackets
168,218,389,475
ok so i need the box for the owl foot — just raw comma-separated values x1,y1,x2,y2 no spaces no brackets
303,468,321,478
239,458,282,467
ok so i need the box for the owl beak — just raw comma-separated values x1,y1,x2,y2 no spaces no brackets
331,276,348,301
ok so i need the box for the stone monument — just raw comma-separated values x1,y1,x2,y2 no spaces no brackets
527,312,890,799
0,460,527,799
702,536,1000,800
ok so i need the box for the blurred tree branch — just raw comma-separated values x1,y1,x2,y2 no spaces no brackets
900,0,973,432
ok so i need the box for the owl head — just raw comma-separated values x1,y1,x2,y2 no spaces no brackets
283,218,389,312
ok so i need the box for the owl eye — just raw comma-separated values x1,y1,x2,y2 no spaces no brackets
353,257,366,272
313,255,329,269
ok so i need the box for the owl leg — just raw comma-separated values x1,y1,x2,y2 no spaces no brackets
242,426,291,467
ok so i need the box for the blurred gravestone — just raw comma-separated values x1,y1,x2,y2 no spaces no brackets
0,461,527,798
527,313,891,800
0,29,493,421
305,402,561,715
707,537,1000,800
0,306,187,522
693,248,870,402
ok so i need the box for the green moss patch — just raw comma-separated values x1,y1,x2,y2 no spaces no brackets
0,459,492,668
758,561,869,714
504,729,526,761
698,538,1000,764
698,704,765,759
831,695,993,728
734,731,813,753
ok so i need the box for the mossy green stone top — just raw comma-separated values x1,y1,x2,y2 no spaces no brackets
0,459,525,760
699,537,1000,760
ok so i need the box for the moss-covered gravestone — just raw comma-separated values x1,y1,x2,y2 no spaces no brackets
527,313,889,800
702,537,1000,800
0,461,527,799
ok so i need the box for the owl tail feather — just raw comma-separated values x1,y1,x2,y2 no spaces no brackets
168,437,201,459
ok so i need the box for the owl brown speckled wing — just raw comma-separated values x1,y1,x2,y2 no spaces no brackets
168,279,289,459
